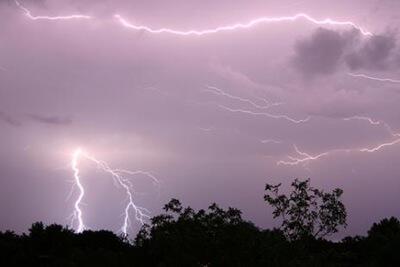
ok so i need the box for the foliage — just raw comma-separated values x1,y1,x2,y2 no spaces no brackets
0,179,399,266
264,178,347,240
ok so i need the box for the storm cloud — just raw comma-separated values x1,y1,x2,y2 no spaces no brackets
292,28,353,76
292,28,400,76
346,33,399,71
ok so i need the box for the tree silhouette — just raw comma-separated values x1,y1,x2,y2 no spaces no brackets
1,180,400,266
264,178,347,240
368,217,400,238
134,198,276,266
364,217,400,266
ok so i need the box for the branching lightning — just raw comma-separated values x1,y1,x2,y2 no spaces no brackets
203,85,307,124
204,85,281,109
278,116,400,166
15,0,91,21
114,13,372,36
348,73,400,84
70,148,159,235
277,145,338,166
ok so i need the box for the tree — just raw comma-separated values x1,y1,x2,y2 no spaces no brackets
264,178,346,240
368,217,400,238
134,199,265,266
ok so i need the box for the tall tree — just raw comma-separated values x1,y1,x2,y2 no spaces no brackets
264,178,346,240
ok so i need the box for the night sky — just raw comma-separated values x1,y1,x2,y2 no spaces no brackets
1,0,400,238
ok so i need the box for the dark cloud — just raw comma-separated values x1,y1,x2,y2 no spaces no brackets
292,28,353,77
292,28,400,76
345,33,398,71
0,111,20,126
28,114,72,125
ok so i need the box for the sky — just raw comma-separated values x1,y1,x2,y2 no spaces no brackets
1,0,400,238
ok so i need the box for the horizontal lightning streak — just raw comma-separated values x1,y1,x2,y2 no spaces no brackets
278,116,400,166
15,0,91,20
204,85,280,109
260,139,282,144
348,73,400,84
114,13,373,36
218,105,310,124
202,85,305,124
14,1,373,38
343,116,381,125
359,138,400,153
343,116,400,138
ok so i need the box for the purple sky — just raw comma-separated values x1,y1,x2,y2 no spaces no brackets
1,0,400,238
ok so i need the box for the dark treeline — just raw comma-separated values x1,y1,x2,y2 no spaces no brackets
1,179,399,266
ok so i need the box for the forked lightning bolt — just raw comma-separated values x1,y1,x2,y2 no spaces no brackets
71,148,159,235
71,149,85,233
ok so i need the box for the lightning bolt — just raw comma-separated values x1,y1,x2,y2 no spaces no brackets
359,138,400,153
278,116,400,166
343,116,400,138
204,85,281,109
278,145,337,166
71,149,85,232
14,0,91,20
348,73,400,84
218,105,310,124
202,85,306,124
260,139,282,144
13,1,372,38
114,13,373,36
70,148,159,235
343,116,381,125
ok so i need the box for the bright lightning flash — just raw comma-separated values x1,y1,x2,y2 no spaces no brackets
114,13,372,36
70,148,159,235
14,0,372,38
71,149,85,232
